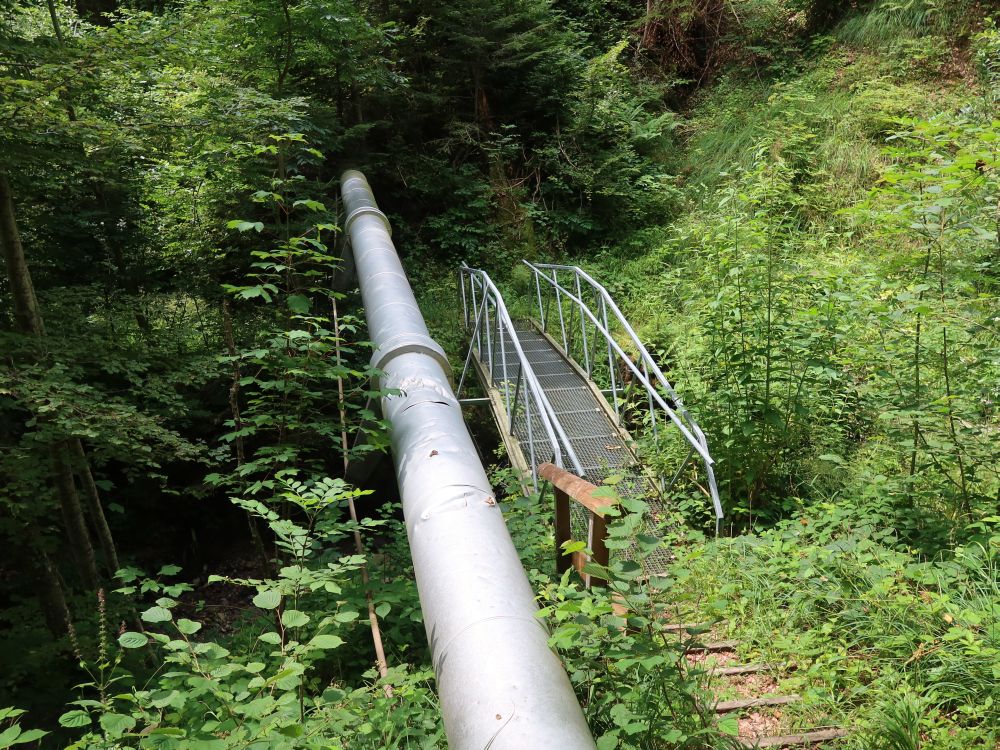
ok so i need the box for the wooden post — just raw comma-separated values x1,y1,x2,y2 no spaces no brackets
588,512,609,588
554,485,571,576
539,463,617,589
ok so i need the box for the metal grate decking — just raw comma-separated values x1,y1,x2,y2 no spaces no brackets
481,320,672,571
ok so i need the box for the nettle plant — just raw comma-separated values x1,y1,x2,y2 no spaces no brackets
844,114,1000,547
58,476,442,749
211,134,389,511
499,477,738,750
0,708,46,748
52,140,443,748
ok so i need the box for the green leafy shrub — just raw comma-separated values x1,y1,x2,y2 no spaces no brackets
669,510,999,748
58,478,443,749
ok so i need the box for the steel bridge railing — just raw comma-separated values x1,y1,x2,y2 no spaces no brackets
458,264,584,488
522,261,724,528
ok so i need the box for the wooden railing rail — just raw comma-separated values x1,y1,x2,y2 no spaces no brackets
538,462,616,588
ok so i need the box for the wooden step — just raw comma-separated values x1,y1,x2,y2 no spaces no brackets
661,621,718,633
688,640,739,653
708,663,780,677
715,694,801,713
740,728,848,747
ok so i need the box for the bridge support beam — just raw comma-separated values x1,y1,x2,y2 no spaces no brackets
340,170,596,750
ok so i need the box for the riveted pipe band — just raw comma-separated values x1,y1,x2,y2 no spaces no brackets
344,205,392,235
370,331,452,378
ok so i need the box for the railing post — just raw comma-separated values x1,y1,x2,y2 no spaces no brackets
644,360,657,448
460,270,468,326
509,367,523,426
456,293,489,397
554,486,571,577
484,298,494,377
526,394,538,486
535,270,546,330
471,277,481,356
576,273,590,375
602,296,619,420
500,305,511,417
540,463,615,590
589,512,609,589
554,269,568,353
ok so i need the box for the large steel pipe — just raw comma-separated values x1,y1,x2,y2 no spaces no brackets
340,170,596,750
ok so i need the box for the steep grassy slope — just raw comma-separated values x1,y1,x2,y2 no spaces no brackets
560,7,1000,747
593,8,998,548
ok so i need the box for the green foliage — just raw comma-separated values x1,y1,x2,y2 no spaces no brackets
597,23,998,550
0,708,46,748
835,0,968,48
498,474,738,749
214,137,387,487
974,18,1000,108
58,479,443,749
666,511,999,748
1,0,998,745
532,40,682,244
834,114,1000,546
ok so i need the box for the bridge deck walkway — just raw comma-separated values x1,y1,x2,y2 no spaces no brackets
476,319,671,568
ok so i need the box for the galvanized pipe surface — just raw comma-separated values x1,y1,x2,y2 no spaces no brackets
340,170,596,750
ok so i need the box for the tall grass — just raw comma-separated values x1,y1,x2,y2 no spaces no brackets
836,0,965,47
670,520,1000,748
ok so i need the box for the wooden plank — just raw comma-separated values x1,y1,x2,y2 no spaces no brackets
741,728,848,747
538,463,616,517
570,550,588,575
709,663,780,677
688,640,739,652
589,511,609,587
715,695,801,713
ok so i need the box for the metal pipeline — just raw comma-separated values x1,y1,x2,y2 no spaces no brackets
340,170,596,750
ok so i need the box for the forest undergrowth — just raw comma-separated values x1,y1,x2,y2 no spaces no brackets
563,7,1000,747
1,0,998,747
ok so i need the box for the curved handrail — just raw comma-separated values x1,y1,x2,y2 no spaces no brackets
459,264,584,487
523,261,723,524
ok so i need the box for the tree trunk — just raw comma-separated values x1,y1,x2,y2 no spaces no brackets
2,171,111,594
75,0,117,25
0,171,80,623
71,439,120,576
46,0,65,43
16,532,72,638
0,173,44,336
33,544,72,636
51,441,100,589
222,299,269,567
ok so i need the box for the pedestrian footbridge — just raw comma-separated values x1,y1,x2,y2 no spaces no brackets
457,262,723,571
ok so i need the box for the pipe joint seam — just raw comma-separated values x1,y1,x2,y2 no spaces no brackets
372,335,452,378
432,615,551,672
345,205,392,235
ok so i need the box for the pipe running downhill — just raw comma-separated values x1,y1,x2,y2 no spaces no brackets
340,170,596,750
